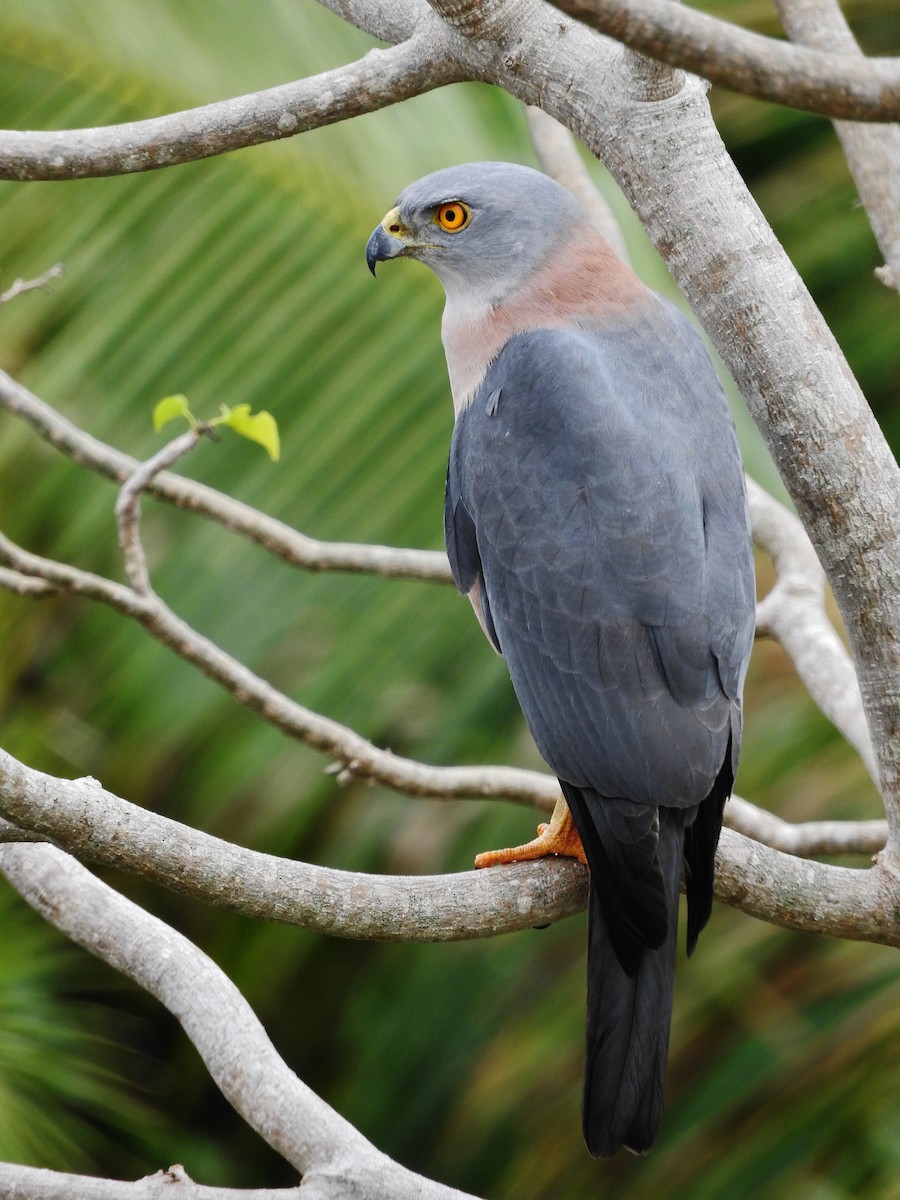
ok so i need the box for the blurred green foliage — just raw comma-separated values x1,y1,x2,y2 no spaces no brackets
0,0,898,1196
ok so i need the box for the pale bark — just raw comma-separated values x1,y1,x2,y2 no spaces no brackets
0,369,452,583
0,843,477,1200
775,0,900,290
0,40,460,180
548,0,900,120
1,748,894,946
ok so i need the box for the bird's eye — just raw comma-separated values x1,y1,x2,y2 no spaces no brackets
435,202,471,232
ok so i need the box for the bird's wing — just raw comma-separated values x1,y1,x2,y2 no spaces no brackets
445,307,755,808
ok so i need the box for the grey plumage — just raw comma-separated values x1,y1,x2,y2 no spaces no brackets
368,162,756,1157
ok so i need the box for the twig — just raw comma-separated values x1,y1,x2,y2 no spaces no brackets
0,1162,300,1199
0,565,60,596
0,263,65,306
115,428,202,594
0,369,453,583
524,107,629,261
0,842,479,1199
725,797,886,857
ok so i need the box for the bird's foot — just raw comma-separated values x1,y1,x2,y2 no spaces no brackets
474,795,587,869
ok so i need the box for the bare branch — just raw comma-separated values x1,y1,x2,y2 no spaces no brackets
0,1162,301,1200
715,828,899,946
0,816,48,843
1,746,896,946
542,0,900,122
775,0,900,292
0,749,582,941
0,40,462,181
748,479,878,783
0,263,65,306
0,528,557,808
524,107,629,261
0,370,452,583
0,565,60,596
0,843,479,1199
725,796,886,858
116,429,202,594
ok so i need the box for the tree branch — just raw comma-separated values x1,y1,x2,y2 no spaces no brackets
524,107,629,261
0,528,563,809
0,1162,301,1200
774,0,900,292
0,843,479,1199
725,796,886,857
544,0,900,121
0,263,65,306
0,749,583,941
0,370,452,583
0,564,60,596
0,746,895,945
115,428,202,594
0,39,462,181
748,478,878,783
714,828,899,945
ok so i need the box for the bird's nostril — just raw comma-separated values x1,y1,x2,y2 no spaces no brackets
389,224,401,233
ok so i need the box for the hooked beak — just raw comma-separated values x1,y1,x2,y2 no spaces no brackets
366,206,408,276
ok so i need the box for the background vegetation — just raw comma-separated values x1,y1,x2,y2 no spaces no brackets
0,0,898,1195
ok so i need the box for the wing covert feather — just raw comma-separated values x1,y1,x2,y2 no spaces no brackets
446,306,755,806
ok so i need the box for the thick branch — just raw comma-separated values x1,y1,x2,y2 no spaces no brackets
0,748,895,945
0,750,582,940
0,39,461,180
715,828,899,945
545,0,900,121
0,843,477,1199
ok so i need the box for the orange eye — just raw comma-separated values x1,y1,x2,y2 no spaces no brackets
435,202,470,232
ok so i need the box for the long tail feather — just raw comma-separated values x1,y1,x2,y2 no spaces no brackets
561,783,686,1157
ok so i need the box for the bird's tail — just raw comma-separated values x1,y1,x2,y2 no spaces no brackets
560,783,686,1158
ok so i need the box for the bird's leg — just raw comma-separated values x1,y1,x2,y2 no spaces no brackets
474,794,588,869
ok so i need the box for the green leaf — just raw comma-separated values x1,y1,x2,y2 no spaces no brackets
152,394,191,432
217,408,281,461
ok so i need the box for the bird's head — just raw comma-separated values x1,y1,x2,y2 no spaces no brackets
365,161,590,303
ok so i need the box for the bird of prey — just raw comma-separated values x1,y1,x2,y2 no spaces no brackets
366,161,755,1158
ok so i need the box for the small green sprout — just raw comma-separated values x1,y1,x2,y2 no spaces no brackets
152,395,280,462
